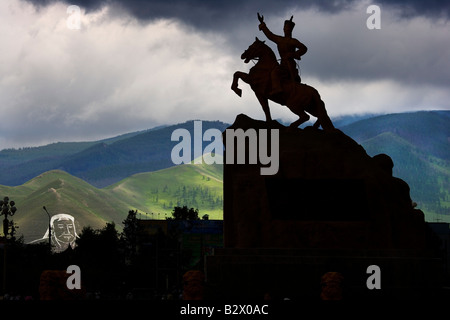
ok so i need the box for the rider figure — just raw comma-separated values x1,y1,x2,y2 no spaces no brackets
258,13,307,96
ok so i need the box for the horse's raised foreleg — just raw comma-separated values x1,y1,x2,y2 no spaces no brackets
256,94,272,122
231,71,248,97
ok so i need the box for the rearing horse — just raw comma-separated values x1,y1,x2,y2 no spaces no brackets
231,37,334,130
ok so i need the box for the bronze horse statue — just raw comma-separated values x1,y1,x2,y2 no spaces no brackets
231,37,334,130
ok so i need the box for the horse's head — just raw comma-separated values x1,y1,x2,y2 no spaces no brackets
241,37,267,63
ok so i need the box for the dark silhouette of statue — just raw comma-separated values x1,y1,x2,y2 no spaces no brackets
258,13,307,93
231,22,334,130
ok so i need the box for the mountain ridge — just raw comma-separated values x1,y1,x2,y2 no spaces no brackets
340,111,450,220
0,120,229,187
0,110,448,243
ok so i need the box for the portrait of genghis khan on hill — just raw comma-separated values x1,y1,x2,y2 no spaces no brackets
29,213,80,253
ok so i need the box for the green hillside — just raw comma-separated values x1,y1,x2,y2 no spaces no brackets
105,161,223,219
0,162,223,243
362,132,450,221
0,170,130,243
341,111,450,160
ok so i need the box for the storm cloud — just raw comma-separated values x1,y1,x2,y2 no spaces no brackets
0,0,448,149
24,0,450,25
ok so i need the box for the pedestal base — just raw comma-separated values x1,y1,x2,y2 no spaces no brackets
205,248,444,300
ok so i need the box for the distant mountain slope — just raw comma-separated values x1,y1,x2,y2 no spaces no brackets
0,128,150,168
330,113,382,128
0,162,223,243
60,120,228,187
277,113,380,128
0,110,448,237
341,110,450,221
341,111,450,160
0,120,229,187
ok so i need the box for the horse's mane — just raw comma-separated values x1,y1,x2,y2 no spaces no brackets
258,41,277,62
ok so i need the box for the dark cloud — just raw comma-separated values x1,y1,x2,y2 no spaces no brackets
18,0,450,88
23,0,450,30
377,0,450,19
2,0,448,150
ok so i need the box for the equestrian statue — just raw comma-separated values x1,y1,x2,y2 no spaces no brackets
231,13,334,130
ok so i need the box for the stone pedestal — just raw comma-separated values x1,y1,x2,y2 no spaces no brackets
205,114,444,299
205,248,443,300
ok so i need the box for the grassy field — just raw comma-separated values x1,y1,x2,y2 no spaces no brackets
105,162,223,219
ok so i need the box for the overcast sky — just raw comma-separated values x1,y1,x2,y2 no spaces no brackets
0,0,449,149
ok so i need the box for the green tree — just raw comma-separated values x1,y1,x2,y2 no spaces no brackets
121,210,142,259
167,206,200,220
74,222,124,295
0,196,17,238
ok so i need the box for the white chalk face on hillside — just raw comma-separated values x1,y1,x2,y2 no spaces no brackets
29,213,80,253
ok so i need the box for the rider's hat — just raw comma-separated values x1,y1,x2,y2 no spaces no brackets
284,16,295,30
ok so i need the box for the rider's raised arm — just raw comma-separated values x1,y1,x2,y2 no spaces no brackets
259,22,283,44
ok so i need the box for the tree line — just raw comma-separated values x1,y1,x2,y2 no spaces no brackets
150,184,223,211
1,206,210,300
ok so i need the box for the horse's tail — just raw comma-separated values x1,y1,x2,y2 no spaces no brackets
311,90,334,131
